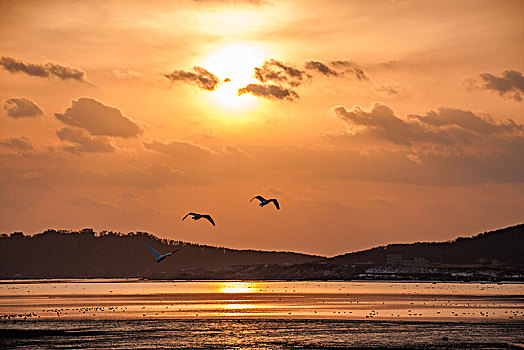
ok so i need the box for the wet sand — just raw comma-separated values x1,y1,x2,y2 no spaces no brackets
1,280,523,322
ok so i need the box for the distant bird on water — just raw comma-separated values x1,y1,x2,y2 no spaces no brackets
145,243,179,263
182,212,216,226
250,195,280,210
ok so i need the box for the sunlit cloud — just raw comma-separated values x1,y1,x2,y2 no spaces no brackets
164,66,221,91
238,83,299,101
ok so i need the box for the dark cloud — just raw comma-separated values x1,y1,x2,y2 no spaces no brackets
238,83,299,101
143,139,215,158
254,59,308,87
0,56,87,82
330,60,368,81
479,70,524,101
0,136,34,153
55,97,141,137
4,98,43,118
164,66,220,91
304,60,338,77
332,103,523,147
56,127,115,153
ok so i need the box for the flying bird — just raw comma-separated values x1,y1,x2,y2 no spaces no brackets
145,243,179,263
250,195,280,210
182,212,216,226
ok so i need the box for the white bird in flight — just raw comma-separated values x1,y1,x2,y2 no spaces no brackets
144,243,179,263
250,195,280,210
182,212,216,226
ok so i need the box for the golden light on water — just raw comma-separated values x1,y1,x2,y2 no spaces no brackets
219,282,257,293
222,303,257,310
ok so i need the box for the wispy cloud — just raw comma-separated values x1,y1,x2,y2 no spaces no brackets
143,139,215,158
0,56,87,83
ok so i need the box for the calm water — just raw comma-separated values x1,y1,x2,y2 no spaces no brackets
1,280,523,349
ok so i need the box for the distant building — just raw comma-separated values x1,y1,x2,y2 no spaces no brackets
386,254,402,266
386,254,428,268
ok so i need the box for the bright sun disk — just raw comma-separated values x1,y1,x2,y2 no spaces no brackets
202,43,267,110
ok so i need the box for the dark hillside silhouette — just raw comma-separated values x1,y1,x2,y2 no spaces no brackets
0,229,320,279
0,224,522,279
329,224,524,266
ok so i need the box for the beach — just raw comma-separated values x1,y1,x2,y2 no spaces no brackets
1,280,523,348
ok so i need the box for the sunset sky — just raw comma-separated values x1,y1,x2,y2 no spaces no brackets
1,0,523,256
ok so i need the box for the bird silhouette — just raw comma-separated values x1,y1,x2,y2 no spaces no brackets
144,243,179,263
250,195,280,210
182,212,216,226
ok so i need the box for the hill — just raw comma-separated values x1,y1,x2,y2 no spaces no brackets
0,224,522,280
0,229,321,279
328,224,524,267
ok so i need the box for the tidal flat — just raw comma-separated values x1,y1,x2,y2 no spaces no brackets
1,280,523,348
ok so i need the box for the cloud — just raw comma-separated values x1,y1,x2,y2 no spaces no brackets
304,60,338,77
237,83,299,101
143,139,215,158
411,108,522,136
68,197,114,208
4,98,43,118
374,84,403,96
164,66,220,91
0,136,34,153
332,103,523,148
304,60,368,81
0,56,87,82
56,127,115,153
113,68,142,79
479,70,524,101
330,60,368,81
254,59,308,87
100,163,192,189
55,97,141,137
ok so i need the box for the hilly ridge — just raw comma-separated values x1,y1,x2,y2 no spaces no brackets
0,224,522,280
329,223,524,266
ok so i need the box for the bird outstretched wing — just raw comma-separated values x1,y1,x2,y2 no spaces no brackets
202,215,215,226
145,243,162,259
182,212,196,221
167,248,180,256
269,199,280,210
250,195,265,203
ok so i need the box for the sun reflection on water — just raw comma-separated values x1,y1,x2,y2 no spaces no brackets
219,282,257,294
223,303,256,310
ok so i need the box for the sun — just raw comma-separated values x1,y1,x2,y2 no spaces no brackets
201,43,267,110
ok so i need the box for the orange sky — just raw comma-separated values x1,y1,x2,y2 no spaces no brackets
1,0,523,256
